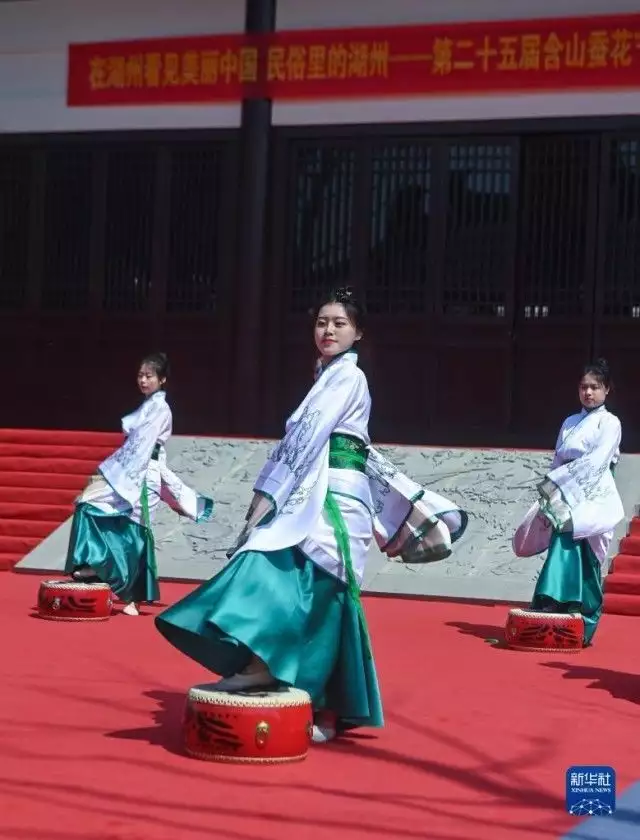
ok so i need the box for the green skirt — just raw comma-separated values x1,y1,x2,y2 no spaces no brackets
64,502,160,604
155,547,384,730
531,530,603,645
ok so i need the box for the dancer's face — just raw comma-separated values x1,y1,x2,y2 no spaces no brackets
314,303,362,362
137,364,165,396
579,373,608,410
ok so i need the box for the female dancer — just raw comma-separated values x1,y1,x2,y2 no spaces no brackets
65,352,214,616
513,359,623,645
156,289,467,743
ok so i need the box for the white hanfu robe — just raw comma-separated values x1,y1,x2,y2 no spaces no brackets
232,350,467,585
155,350,466,725
513,405,624,567
80,390,211,525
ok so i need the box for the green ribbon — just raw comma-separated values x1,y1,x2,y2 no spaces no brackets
323,489,372,660
140,480,158,578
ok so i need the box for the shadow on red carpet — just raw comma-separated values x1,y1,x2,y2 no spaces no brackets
445,620,510,648
540,661,640,705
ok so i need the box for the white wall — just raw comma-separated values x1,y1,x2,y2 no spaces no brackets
3,0,640,134
274,0,640,126
0,0,243,133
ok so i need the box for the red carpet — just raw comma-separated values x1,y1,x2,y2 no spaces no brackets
2,575,639,840
605,516,640,616
0,429,121,570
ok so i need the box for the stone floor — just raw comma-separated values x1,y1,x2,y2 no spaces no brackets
16,437,639,603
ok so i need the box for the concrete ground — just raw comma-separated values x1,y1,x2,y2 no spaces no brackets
16,437,639,604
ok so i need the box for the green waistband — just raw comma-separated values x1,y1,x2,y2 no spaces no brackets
329,434,367,473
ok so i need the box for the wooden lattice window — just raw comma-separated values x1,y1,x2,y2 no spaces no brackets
103,146,155,312
0,148,31,310
601,138,640,318
167,144,223,313
286,143,354,313
366,142,432,314
42,147,93,310
518,136,596,319
441,142,515,317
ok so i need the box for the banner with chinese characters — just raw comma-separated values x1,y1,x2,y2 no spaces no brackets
264,15,640,99
67,34,261,105
67,13,640,106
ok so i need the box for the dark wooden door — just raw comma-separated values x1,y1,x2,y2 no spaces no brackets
267,130,521,445
428,138,518,444
510,135,601,445
594,132,640,451
5,120,640,447
0,132,238,435
265,137,357,436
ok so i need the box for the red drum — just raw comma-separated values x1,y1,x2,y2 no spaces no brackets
37,580,113,622
183,685,313,764
505,608,584,652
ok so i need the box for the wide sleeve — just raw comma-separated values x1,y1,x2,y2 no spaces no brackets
99,398,170,508
158,458,214,523
538,413,621,529
254,366,364,514
367,446,468,562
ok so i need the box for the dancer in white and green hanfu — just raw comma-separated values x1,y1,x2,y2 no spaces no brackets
513,359,623,646
65,353,213,616
156,289,468,743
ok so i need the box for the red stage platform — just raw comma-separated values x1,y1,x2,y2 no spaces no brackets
2,573,639,840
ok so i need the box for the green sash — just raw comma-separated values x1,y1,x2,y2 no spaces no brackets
140,479,158,578
324,434,372,658
328,433,368,472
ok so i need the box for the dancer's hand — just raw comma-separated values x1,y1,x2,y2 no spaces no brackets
245,493,260,521
226,524,250,559
227,495,273,558
245,493,273,529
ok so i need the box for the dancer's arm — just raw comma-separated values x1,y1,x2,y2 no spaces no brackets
255,366,366,515
99,399,170,508
538,414,621,528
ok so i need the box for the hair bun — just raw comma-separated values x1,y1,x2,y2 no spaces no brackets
332,286,354,304
141,351,170,380
595,357,609,371
312,286,365,329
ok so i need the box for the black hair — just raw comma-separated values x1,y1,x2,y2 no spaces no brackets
140,351,170,382
582,358,612,389
311,286,366,331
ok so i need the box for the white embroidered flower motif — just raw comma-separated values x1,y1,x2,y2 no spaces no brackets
271,405,320,482
366,448,398,482
109,400,159,485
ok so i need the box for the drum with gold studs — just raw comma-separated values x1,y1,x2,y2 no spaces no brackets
505,608,584,652
37,579,113,622
183,684,313,764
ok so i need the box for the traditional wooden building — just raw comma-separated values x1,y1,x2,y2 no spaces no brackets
2,0,640,447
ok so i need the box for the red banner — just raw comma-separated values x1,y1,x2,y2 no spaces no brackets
265,15,640,100
67,13,640,107
67,34,260,105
